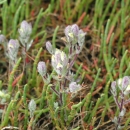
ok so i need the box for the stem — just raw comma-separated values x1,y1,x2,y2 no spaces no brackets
115,92,124,130
50,86,60,97
22,47,27,84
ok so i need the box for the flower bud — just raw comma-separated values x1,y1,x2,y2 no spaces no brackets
54,102,59,109
28,99,36,118
8,39,19,61
46,41,54,54
37,61,47,77
69,82,81,93
28,99,36,112
19,20,32,38
111,81,117,96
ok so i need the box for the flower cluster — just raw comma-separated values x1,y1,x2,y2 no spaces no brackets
111,76,130,96
51,49,68,76
46,42,69,77
64,24,86,55
37,24,86,95
111,76,130,129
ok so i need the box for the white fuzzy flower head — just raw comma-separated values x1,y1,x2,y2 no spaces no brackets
69,82,81,93
64,24,79,44
51,49,68,76
19,20,33,51
19,20,32,39
28,99,36,118
111,76,130,95
8,39,19,61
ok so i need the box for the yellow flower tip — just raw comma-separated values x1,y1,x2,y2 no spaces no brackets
117,78,122,86
52,55,55,61
8,44,14,48
57,63,63,69
61,51,65,61
68,33,74,38
19,28,23,32
126,85,130,91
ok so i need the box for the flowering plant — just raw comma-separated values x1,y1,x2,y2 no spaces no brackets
111,76,130,130
37,24,86,105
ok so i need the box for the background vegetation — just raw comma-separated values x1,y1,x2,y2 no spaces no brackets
0,0,130,129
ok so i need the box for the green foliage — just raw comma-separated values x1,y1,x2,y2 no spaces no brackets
0,0,130,129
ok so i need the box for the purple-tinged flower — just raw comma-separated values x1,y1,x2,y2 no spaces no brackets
71,24,79,36
111,81,117,96
121,76,130,91
37,61,46,77
51,49,68,76
64,24,86,46
46,41,55,54
64,25,71,40
111,77,130,128
64,24,79,44
8,39,19,61
111,81,116,88
69,82,81,93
